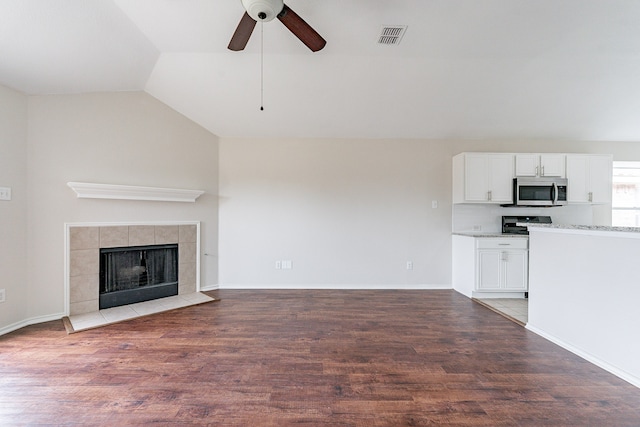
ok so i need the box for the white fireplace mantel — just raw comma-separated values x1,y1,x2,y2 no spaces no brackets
67,182,205,203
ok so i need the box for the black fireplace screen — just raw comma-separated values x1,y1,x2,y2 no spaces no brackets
99,244,178,309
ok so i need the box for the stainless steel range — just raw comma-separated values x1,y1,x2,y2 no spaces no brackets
502,215,551,235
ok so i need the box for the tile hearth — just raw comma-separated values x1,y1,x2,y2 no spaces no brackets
64,292,215,333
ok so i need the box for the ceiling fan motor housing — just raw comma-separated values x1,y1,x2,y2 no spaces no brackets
241,0,284,22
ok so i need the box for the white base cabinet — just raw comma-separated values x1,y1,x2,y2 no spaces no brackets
477,243,528,291
452,235,528,298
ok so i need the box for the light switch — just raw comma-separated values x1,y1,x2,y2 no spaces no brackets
431,200,438,208
0,187,11,201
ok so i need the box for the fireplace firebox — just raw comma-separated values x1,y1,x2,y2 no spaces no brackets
99,244,178,309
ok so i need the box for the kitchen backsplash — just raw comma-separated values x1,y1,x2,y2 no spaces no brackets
452,204,593,233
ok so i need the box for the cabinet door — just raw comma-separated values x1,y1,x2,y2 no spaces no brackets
464,154,490,202
566,155,590,202
503,250,528,291
540,154,565,177
589,155,612,204
488,154,514,203
477,250,502,290
515,154,538,177
566,154,612,203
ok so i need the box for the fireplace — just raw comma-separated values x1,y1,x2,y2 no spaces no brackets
99,244,179,309
67,223,199,316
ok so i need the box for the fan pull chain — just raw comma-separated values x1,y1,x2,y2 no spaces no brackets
260,21,264,111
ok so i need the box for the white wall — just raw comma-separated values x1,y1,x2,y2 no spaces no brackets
25,92,218,321
219,138,453,288
0,85,28,330
219,138,640,288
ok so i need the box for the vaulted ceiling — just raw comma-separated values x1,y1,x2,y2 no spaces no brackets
3,0,640,140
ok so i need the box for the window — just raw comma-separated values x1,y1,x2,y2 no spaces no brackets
612,161,640,226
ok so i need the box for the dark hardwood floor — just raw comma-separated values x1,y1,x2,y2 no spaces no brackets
1,290,640,426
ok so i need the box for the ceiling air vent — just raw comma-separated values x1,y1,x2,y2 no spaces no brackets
378,25,407,45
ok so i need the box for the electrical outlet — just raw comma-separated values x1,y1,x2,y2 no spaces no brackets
406,261,413,270
0,289,5,303
276,260,292,270
0,187,11,201
431,200,438,209
473,225,482,231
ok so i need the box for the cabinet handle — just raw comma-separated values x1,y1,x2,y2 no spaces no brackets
589,191,593,202
488,190,492,201
535,166,539,176
541,165,545,176
498,243,511,246
501,252,508,261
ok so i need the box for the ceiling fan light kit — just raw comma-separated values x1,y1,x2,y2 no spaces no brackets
241,0,283,22
229,0,326,52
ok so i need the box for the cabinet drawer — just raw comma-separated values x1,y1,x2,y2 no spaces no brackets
476,239,528,249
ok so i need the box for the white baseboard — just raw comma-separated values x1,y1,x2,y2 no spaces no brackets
453,288,472,298
0,312,65,337
200,284,220,291
526,324,640,389
218,283,452,290
472,291,526,299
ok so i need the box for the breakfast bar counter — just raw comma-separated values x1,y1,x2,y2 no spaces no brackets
525,224,640,388
518,222,640,235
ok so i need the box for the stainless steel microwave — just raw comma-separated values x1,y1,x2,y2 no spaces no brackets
512,177,568,207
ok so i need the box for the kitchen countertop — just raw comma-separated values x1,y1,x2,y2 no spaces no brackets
518,223,640,233
452,232,528,238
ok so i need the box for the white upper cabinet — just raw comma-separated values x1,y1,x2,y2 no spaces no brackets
514,154,538,177
565,154,613,204
454,152,610,205
453,153,514,204
540,154,566,177
515,154,565,177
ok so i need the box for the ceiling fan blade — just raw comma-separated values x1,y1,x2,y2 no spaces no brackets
277,5,326,52
228,12,257,51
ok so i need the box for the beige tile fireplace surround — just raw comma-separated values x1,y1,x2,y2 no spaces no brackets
67,223,199,316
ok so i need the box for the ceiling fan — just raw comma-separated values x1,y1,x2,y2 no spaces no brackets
228,0,326,52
